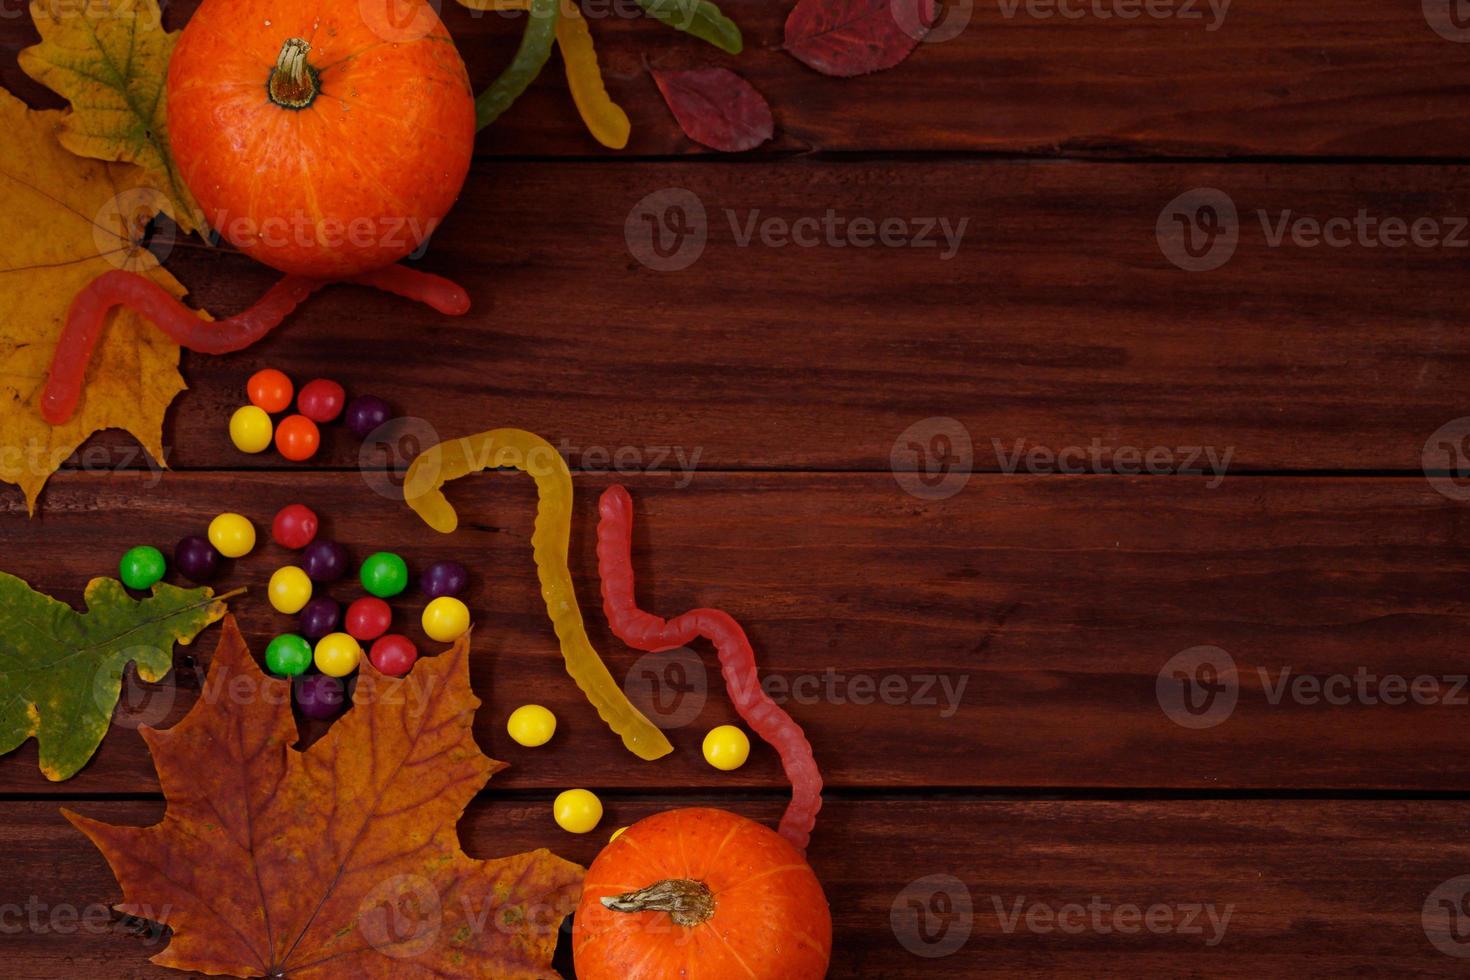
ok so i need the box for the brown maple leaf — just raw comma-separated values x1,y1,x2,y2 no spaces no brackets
66,617,584,978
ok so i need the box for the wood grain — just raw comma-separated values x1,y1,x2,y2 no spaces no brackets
11,159,1466,481
4,471,1470,796
8,797,1470,977
7,0,1470,157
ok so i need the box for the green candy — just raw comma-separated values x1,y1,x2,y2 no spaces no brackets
360,552,409,598
118,546,166,591
265,634,313,677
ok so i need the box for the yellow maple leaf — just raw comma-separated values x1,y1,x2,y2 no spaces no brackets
19,0,205,234
0,88,192,514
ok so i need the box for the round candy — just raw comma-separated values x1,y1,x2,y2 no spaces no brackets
360,551,409,598
275,414,320,462
267,565,313,614
303,540,350,583
507,704,556,747
118,546,166,590
271,504,319,550
345,395,392,438
208,513,256,559
299,596,341,640
247,368,293,413
702,725,751,771
369,634,418,677
229,405,274,454
265,634,313,677
420,560,468,599
173,535,218,583
314,632,362,677
296,673,344,720
422,596,469,642
553,789,603,834
346,597,392,641
297,379,346,423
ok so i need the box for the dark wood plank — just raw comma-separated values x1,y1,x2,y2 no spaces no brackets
7,0,1470,157
4,471,1470,795
8,796,1470,977
37,159,1466,476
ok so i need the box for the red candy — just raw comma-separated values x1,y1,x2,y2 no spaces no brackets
369,634,417,677
297,378,346,423
345,596,392,641
271,503,319,550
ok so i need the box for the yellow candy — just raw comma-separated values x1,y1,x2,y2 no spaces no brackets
314,632,362,677
421,596,470,642
267,565,312,614
609,826,628,842
702,725,751,771
553,788,602,834
228,405,274,454
208,513,256,559
506,704,557,747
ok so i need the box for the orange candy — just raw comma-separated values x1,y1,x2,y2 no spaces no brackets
275,414,320,461
247,368,293,413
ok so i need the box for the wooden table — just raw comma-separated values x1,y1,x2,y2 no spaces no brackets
7,0,1470,975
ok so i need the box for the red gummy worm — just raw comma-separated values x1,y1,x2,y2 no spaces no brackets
41,264,470,426
596,484,823,851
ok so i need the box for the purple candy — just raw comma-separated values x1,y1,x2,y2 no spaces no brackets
345,395,393,439
420,560,468,599
302,539,349,583
299,596,341,639
295,673,344,720
174,535,219,583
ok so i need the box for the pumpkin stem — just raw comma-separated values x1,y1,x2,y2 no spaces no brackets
601,879,716,927
268,38,318,109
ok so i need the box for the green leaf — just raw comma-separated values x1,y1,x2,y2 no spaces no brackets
636,0,744,54
0,573,235,781
18,0,207,233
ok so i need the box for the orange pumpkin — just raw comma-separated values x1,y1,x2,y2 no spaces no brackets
574,808,832,979
165,0,476,278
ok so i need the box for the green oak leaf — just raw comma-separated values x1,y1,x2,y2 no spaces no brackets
0,572,234,781
636,0,744,54
18,0,206,233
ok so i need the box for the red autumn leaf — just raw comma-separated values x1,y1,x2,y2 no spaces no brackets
65,616,583,978
651,68,775,153
784,0,939,77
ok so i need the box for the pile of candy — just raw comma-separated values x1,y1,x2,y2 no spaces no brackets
229,368,394,462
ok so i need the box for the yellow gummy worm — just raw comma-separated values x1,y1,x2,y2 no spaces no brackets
403,428,673,761
556,0,631,150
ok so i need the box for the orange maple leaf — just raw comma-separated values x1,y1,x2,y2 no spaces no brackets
65,617,584,977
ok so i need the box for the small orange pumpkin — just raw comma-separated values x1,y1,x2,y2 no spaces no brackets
166,0,476,278
574,808,832,979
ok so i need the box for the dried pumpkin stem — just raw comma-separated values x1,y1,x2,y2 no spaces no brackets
601,879,716,927
268,38,317,109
